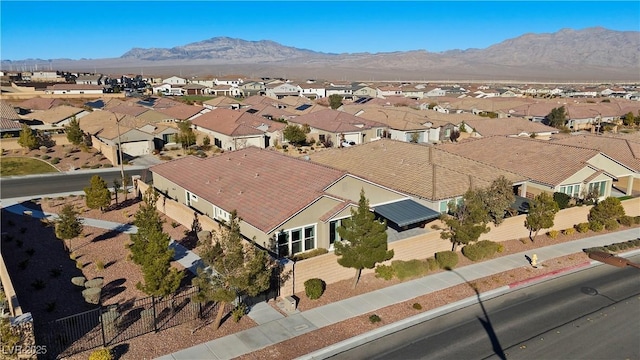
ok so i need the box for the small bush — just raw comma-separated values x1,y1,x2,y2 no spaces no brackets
547,230,559,239
49,268,62,278
232,303,248,322
304,278,326,300
435,251,459,269
70,252,78,260
576,222,590,233
619,215,634,227
91,164,102,169
291,248,329,261
412,303,422,310
462,240,501,261
76,260,84,269
159,155,173,161
369,314,381,323
634,216,640,225
31,279,46,290
607,244,619,252
50,157,60,164
553,192,571,209
88,347,114,360
96,261,105,271
426,257,439,271
81,164,90,169
42,155,51,160
603,218,619,230
171,221,179,228
375,264,395,280
45,301,57,312
563,228,575,236
391,259,430,280
589,221,604,232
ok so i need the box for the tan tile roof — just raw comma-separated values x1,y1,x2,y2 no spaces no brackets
340,104,448,129
309,139,525,200
464,117,558,136
155,104,204,120
135,109,173,123
110,103,150,117
0,100,21,121
438,136,601,187
550,134,640,172
0,118,21,130
78,111,138,140
289,109,386,133
192,108,285,136
150,147,346,232
243,95,287,107
203,96,246,108
241,103,295,120
23,105,84,124
46,84,103,91
17,98,64,111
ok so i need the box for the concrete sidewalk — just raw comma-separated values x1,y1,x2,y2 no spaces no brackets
157,228,640,360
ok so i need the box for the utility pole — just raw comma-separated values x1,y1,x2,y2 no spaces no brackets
114,114,126,193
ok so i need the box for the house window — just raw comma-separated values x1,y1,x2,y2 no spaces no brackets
439,200,449,213
277,232,289,257
329,219,342,246
559,184,580,198
588,180,607,197
282,224,316,256
304,226,315,251
445,128,451,137
319,134,326,143
376,128,383,138
291,229,302,255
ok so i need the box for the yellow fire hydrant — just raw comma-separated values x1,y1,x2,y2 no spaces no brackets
531,254,538,267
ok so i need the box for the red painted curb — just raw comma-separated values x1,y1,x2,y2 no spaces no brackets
508,261,591,288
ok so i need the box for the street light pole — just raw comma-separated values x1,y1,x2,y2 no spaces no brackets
114,114,126,191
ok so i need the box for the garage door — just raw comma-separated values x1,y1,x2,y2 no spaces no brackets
344,133,360,145
122,140,153,157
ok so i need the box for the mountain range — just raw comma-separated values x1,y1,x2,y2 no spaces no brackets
3,27,639,82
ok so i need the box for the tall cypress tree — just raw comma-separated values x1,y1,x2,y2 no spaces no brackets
335,189,394,289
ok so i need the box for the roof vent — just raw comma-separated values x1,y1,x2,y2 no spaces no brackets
217,189,222,194
255,173,259,177
238,190,243,195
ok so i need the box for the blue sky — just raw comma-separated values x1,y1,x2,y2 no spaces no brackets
1,1,639,60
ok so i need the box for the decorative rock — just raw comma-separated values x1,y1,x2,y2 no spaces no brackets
82,288,101,305
71,276,87,287
84,278,104,289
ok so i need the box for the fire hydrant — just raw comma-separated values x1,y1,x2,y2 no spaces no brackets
531,254,538,267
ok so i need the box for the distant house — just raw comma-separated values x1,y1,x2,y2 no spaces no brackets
288,109,387,147
162,76,187,85
22,105,89,129
182,83,209,95
297,83,326,99
76,75,101,85
191,108,285,151
239,81,266,97
215,76,244,87
265,83,300,99
45,84,103,95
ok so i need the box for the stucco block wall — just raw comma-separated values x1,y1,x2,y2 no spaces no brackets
0,134,70,150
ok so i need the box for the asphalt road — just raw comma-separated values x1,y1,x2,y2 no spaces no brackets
334,255,640,360
0,168,151,199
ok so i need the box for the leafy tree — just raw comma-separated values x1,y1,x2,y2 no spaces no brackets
55,204,83,251
192,211,274,330
409,132,420,143
177,120,196,151
65,116,84,146
335,189,394,289
623,111,635,126
283,124,308,146
524,192,559,241
449,130,460,142
84,175,111,212
459,122,467,133
483,176,515,226
588,197,625,225
329,94,343,109
17,124,37,152
545,106,567,128
440,188,490,251
129,187,183,297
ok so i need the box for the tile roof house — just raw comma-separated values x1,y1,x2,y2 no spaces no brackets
191,108,286,151
461,117,559,138
309,139,526,213
150,147,427,256
437,136,637,201
202,96,245,110
45,84,104,95
0,100,22,136
549,133,640,195
155,104,207,121
22,105,88,129
17,98,66,112
288,109,388,147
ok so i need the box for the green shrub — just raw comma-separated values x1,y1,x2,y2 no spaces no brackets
88,347,114,360
391,259,429,280
369,314,381,323
91,164,102,169
589,221,604,232
76,260,83,269
426,257,439,271
42,155,51,160
435,251,458,269
159,155,173,161
553,192,571,209
634,216,640,225
563,228,575,236
547,230,559,239
375,264,395,280
96,261,105,271
619,215,634,227
607,244,619,252
291,248,329,261
103,164,113,168
50,157,60,164
576,223,590,233
463,240,501,261
304,278,326,300
412,303,422,310
232,303,248,322
603,218,619,230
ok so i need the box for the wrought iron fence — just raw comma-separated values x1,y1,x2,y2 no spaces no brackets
37,286,218,359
